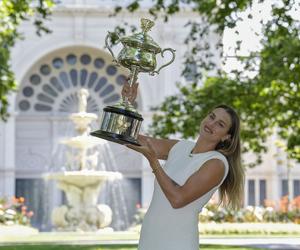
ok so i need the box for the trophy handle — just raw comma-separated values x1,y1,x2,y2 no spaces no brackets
150,48,176,75
105,31,120,64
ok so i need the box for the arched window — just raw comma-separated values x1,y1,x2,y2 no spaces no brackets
17,47,134,114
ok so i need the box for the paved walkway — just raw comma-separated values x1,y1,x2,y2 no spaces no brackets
200,237,300,250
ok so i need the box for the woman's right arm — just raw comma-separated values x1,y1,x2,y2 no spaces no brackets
138,134,178,160
121,80,178,159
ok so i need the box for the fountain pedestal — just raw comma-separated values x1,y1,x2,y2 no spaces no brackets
46,171,121,232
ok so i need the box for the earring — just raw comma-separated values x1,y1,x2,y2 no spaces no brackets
220,140,225,147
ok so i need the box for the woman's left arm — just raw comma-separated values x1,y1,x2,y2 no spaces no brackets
126,140,226,209
148,158,225,208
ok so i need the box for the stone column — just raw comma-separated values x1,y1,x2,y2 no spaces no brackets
0,94,16,198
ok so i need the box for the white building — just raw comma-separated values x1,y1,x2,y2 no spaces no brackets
0,0,299,231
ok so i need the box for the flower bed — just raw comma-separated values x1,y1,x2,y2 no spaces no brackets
199,196,300,224
0,197,34,226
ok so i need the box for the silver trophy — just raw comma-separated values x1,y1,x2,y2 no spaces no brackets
91,18,176,145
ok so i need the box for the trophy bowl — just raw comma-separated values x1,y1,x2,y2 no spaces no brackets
90,18,175,145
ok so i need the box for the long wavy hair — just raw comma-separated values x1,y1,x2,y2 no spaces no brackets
214,104,245,210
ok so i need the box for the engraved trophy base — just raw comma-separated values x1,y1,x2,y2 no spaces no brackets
90,130,141,146
90,105,143,146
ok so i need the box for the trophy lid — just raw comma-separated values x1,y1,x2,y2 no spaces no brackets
120,18,161,54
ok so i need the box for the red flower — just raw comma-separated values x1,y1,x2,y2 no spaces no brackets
27,211,34,218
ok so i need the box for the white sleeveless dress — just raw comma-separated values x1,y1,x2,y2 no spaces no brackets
138,140,229,250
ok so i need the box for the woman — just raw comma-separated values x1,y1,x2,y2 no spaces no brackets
122,82,244,250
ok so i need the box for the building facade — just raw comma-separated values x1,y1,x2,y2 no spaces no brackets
0,0,299,231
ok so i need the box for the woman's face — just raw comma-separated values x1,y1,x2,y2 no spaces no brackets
199,108,232,142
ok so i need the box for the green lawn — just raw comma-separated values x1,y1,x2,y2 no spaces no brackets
0,245,269,250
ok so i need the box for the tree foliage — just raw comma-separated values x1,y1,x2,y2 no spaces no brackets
0,0,54,121
114,0,300,163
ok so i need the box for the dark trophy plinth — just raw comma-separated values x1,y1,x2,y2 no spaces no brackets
91,18,175,145
90,106,143,145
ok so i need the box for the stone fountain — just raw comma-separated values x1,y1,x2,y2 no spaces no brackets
45,89,122,232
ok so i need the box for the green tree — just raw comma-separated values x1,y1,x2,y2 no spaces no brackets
0,0,55,121
114,0,300,163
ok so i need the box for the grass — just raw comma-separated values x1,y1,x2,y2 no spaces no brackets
1,227,294,250
0,245,269,250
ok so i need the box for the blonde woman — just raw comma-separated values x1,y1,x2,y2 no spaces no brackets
122,82,245,250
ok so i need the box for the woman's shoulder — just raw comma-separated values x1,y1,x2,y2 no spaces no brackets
208,151,229,169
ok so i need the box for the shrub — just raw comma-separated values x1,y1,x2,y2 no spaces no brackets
199,196,300,224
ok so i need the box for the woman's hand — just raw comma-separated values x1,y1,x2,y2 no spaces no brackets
121,77,139,103
125,135,157,161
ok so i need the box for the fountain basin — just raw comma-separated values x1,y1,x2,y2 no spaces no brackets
60,135,104,149
45,171,122,188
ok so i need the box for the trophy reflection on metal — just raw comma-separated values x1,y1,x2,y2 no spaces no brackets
90,18,176,145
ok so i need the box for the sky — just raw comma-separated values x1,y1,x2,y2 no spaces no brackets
223,0,300,75
222,0,272,75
